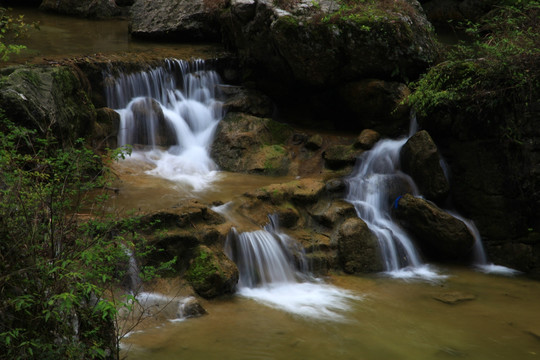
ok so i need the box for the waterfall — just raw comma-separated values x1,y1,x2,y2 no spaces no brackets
225,215,360,320
345,118,445,280
104,59,223,190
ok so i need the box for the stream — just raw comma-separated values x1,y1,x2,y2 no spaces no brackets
7,7,540,360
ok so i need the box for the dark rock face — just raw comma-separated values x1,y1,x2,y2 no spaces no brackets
0,65,96,146
394,194,475,263
338,80,411,137
40,0,121,18
400,130,450,203
129,0,220,41
220,85,274,117
337,217,384,273
422,0,500,30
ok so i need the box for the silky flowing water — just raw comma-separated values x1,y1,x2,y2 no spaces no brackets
7,8,540,360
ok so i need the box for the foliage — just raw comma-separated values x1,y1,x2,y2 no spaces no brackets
0,114,174,359
0,7,36,61
408,1,540,137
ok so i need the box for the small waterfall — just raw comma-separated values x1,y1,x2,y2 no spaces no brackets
225,215,360,320
105,59,223,190
345,118,445,280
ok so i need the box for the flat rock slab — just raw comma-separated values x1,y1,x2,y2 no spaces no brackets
433,291,476,305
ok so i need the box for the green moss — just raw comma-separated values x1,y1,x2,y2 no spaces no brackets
20,69,42,87
265,119,292,144
261,144,287,172
186,248,219,287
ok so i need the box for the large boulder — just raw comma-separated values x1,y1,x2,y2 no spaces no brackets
394,194,475,263
337,217,384,273
210,112,293,175
400,130,450,203
40,0,121,18
221,0,439,90
186,245,239,298
129,0,220,41
0,65,96,146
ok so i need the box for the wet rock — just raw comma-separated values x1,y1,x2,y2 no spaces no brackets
211,112,293,175
126,97,177,147
178,296,207,318
394,194,475,263
354,129,381,150
221,85,274,117
337,217,384,273
309,200,357,229
93,107,120,150
129,0,220,41
433,291,476,305
305,134,323,150
0,65,96,146
40,0,121,18
323,144,362,170
339,80,411,137
400,130,450,203
186,245,239,298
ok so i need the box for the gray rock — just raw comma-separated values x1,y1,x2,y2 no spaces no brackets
337,217,384,273
40,0,121,18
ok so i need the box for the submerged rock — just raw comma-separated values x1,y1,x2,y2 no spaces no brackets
129,0,220,41
400,130,450,203
394,194,475,263
40,0,121,18
433,291,476,305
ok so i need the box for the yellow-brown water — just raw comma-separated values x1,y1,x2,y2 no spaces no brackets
122,268,540,360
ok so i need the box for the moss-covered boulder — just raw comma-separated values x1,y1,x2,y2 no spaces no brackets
211,112,293,175
221,0,439,90
186,245,239,298
0,65,96,146
323,144,362,170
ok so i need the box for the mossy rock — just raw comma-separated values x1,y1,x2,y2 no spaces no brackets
0,65,96,146
186,246,239,298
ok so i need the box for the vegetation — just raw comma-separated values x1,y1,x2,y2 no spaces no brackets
0,114,174,359
408,0,540,140
0,7,36,61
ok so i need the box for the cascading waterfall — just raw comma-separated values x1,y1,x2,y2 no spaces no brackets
346,119,445,280
105,59,223,190
225,215,360,320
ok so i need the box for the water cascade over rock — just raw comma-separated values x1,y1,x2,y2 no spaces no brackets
225,216,360,320
105,59,224,190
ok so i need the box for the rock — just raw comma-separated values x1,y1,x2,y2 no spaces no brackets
221,85,274,117
123,97,178,147
336,217,384,273
394,194,475,263
249,178,327,205
305,134,323,150
186,245,239,298
433,291,476,305
221,0,439,91
177,296,207,318
323,144,362,170
309,200,357,228
40,0,121,18
210,112,293,175
354,129,381,150
339,80,411,137
129,0,220,41
0,65,96,146
93,107,120,150
400,130,450,203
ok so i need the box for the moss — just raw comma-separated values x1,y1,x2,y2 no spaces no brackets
185,248,219,287
261,144,288,174
265,119,293,144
